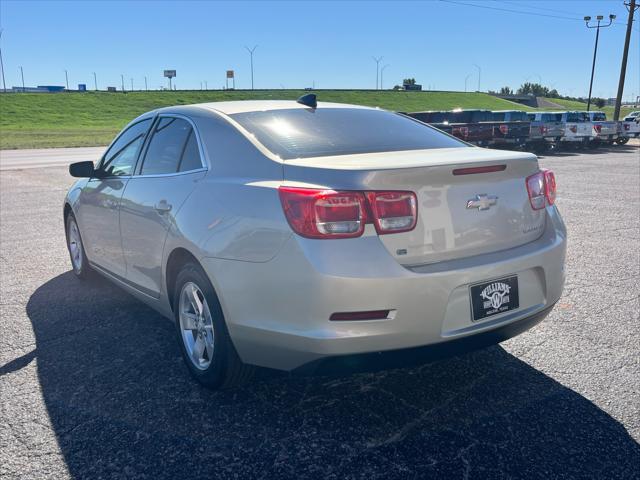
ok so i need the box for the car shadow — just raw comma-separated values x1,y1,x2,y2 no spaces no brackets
22,271,640,479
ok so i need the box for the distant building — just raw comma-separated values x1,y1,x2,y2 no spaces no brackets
11,85,65,93
403,82,422,91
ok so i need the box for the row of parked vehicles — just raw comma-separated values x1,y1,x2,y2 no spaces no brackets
405,109,640,153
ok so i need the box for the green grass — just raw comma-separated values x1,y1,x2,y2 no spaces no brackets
540,97,633,119
0,90,530,149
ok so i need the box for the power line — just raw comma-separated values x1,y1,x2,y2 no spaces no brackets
488,0,582,17
439,0,638,32
439,0,584,22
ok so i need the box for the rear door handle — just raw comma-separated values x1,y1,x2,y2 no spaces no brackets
154,200,172,214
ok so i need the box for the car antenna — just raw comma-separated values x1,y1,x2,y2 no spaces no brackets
297,93,317,109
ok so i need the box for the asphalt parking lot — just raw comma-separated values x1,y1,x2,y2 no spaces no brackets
1,144,639,479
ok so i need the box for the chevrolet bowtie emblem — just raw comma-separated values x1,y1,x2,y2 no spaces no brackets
466,194,498,211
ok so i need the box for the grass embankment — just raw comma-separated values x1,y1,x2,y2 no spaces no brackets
0,90,528,149
540,97,633,119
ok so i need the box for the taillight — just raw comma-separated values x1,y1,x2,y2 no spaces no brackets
499,124,509,135
594,124,602,133
366,191,417,234
539,125,548,135
278,187,417,239
525,169,556,210
278,187,367,239
624,123,630,131
452,126,469,138
543,169,556,205
569,125,578,133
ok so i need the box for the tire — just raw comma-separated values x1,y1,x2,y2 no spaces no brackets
65,213,92,279
616,136,629,145
173,262,254,389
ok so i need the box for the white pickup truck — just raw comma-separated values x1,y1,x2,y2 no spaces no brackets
557,111,594,148
583,111,618,145
618,112,640,144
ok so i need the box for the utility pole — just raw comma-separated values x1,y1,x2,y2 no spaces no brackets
121,74,125,92
65,69,69,90
19,66,24,92
584,14,615,111
372,56,383,89
614,0,637,120
93,72,97,91
205,80,208,90
380,64,389,90
245,45,258,90
473,64,481,92
0,30,6,93
144,76,148,91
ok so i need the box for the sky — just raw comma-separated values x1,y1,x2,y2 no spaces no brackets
0,0,638,99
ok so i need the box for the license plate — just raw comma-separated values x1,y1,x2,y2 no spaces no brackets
470,276,519,321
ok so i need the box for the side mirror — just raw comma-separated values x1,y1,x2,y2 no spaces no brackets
69,161,96,178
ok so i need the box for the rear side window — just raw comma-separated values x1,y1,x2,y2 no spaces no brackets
101,119,152,176
141,117,203,175
230,108,466,160
592,112,607,121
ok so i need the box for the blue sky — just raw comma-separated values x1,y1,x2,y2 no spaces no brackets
1,0,638,99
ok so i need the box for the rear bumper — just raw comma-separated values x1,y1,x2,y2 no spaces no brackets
293,303,554,375
202,206,566,371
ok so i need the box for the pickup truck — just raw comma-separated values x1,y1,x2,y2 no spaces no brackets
556,111,594,149
617,115,640,144
526,111,565,152
405,110,493,146
583,111,618,145
623,111,640,122
487,110,531,149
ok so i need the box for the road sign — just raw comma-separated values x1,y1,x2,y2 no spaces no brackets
164,70,176,78
226,70,234,79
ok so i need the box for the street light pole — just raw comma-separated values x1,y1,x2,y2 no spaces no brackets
614,0,637,120
19,66,24,92
473,64,481,92
381,64,389,90
584,14,615,111
121,74,125,92
65,69,69,90
0,30,6,93
245,45,258,90
372,56,383,90
465,74,472,93
144,76,148,91
130,78,133,92
93,72,97,91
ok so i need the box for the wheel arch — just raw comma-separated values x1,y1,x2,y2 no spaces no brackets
165,247,203,312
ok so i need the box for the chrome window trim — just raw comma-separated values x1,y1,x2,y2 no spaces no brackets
135,113,209,178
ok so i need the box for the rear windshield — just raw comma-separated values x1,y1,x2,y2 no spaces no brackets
541,113,561,122
448,111,492,123
592,112,607,121
566,112,588,122
230,108,466,159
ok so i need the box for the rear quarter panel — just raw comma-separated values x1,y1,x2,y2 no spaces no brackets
162,110,290,269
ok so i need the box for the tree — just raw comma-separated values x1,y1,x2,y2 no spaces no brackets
402,78,416,86
593,98,606,108
517,82,550,97
499,86,513,95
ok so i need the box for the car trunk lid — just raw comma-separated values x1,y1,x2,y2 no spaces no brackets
283,147,545,266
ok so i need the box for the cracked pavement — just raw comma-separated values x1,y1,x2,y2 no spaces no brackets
1,145,639,479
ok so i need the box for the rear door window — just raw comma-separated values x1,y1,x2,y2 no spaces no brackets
230,108,466,160
140,117,203,175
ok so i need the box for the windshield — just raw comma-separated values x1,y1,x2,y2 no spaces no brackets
230,108,466,159
592,112,607,121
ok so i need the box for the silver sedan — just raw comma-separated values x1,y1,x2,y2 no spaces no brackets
64,97,566,389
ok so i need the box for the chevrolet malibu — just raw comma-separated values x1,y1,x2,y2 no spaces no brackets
64,97,566,389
